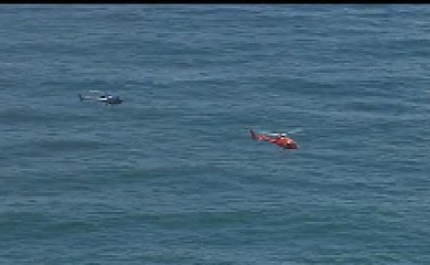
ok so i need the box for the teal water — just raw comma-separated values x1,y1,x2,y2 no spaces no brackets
1,4,430,264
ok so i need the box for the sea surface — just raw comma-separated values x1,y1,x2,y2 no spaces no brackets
1,4,430,265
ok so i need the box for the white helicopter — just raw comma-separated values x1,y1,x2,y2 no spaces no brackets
78,90,123,106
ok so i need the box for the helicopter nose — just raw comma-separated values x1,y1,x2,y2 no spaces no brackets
287,142,298,149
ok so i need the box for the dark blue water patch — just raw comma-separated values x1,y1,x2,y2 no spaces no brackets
18,138,103,153
0,211,70,245
340,97,417,117
0,107,76,125
0,211,104,242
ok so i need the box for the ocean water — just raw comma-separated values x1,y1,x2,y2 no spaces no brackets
1,4,430,264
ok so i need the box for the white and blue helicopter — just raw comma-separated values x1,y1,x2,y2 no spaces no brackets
79,90,123,106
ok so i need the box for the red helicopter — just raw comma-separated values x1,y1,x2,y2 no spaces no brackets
249,128,298,150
